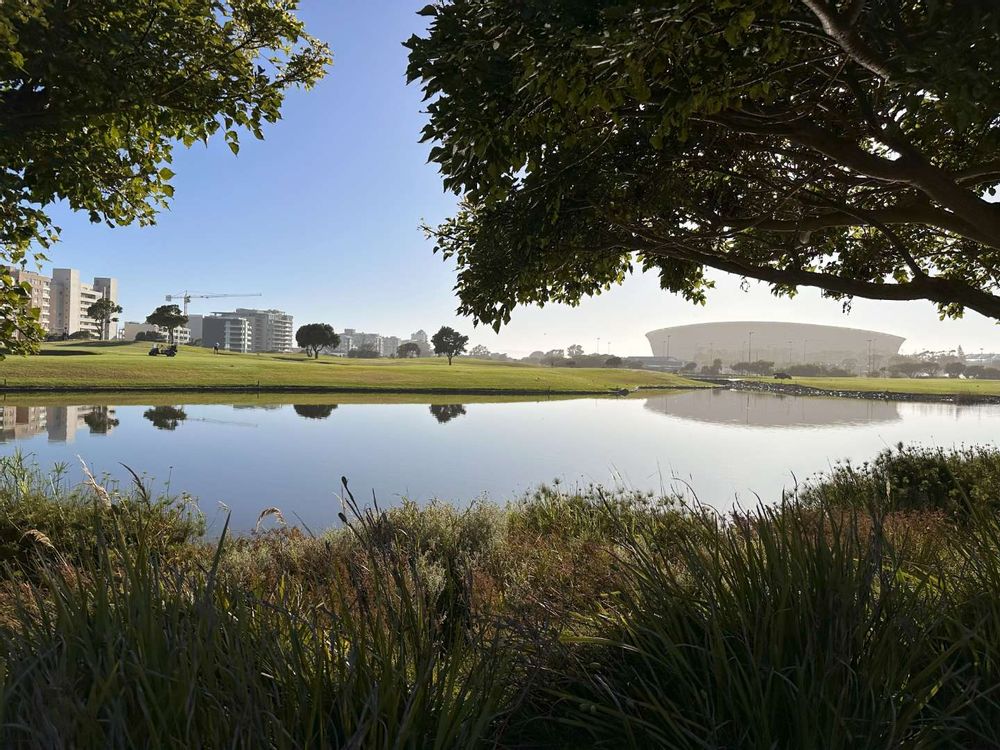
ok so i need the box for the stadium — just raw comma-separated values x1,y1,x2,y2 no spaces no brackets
646,322,905,371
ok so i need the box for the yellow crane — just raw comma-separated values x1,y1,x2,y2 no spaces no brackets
164,292,262,316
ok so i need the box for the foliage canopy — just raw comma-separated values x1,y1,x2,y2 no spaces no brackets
0,0,329,350
431,326,469,364
407,1,1000,329
295,323,340,359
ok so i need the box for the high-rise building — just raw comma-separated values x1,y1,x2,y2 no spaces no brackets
202,314,253,353
49,269,119,338
8,269,51,330
220,308,294,352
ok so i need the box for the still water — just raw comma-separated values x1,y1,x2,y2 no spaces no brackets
1,390,997,532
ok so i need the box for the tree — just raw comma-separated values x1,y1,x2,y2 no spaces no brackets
135,330,166,343
541,349,565,367
944,362,966,378
0,2,329,355
605,356,623,368
293,404,337,420
409,2,1000,329
567,344,584,358
86,298,122,340
295,324,339,359
347,345,380,359
67,330,95,340
429,404,467,423
431,326,469,365
680,361,698,373
145,305,187,344
469,344,491,358
397,341,422,358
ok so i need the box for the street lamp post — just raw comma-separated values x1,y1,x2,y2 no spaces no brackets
748,330,754,364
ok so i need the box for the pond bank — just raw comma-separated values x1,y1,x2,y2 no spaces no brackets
696,377,1000,404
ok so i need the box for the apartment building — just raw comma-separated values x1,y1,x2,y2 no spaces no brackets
8,269,51,330
202,314,254,353
50,269,118,338
232,308,294,352
122,321,191,344
9,267,118,338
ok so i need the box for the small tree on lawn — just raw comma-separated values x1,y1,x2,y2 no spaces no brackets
145,305,188,344
86,298,122,340
431,326,468,365
397,341,421,358
945,362,966,379
295,323,340,359
469,344,491,358
567,344,584,358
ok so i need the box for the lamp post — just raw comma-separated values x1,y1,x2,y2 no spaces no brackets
666,334,671,360
748,330,754,364
866,339,873,376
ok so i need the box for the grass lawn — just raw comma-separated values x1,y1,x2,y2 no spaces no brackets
0,341,701,393
749,375,1000,396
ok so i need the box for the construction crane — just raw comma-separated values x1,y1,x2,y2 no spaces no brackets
164,292,262,316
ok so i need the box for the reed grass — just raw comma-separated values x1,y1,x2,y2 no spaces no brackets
0,447,998,747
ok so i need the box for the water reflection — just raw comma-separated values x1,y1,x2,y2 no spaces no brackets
293,404,338,420
0,405,120,442
429,404,467,424
82,407,119,434
644,389,901,427
143,406,187,431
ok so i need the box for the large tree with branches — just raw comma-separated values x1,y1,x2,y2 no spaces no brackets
0,0,329,354
407,0,1000,329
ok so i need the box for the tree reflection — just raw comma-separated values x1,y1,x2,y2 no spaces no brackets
143,405,187,430
83,406,119,434
429,404,466,423
292,404,338,420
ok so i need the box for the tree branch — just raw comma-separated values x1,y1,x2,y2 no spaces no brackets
799,0,893,80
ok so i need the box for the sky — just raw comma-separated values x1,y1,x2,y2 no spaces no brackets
41,1,999,358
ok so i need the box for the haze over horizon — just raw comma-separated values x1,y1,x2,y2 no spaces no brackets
34,0,999,358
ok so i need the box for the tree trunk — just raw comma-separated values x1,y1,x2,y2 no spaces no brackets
447,354,453,365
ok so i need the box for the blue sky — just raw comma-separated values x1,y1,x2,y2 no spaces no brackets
42,1,998,357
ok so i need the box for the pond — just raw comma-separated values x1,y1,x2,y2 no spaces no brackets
1,390,997,533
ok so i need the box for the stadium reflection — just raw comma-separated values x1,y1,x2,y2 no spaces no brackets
643,389,901,427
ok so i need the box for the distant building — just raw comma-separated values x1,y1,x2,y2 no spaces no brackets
405,329,432,356
122,321,190,344
232,308,294,352
8,267,118,337
646,322,905,372
186,314,204,342
8,269,51,330
202,314,253,353
380,336,401,357
203,308,293,352
50,269,118,338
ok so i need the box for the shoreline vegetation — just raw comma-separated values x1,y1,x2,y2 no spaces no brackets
2,445,1000,746
3,342,999,404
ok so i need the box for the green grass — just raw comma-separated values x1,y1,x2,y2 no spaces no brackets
0,341,700,393
3,447,1000,746
752,374,1000,396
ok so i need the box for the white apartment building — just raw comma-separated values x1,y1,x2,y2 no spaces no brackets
9,267,119,338
50,269,118,338
231,308,294,352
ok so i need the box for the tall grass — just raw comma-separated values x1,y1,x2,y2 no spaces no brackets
0,447,1000,747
